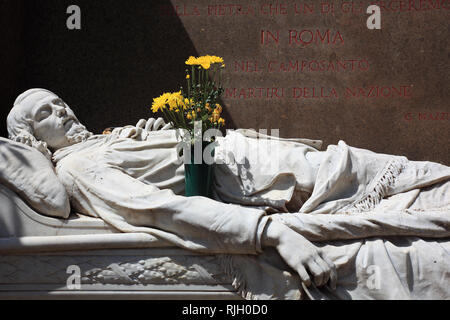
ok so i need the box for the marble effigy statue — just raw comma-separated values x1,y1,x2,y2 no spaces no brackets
0,88,449,300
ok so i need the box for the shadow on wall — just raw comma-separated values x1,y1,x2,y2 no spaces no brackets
0,0,235,138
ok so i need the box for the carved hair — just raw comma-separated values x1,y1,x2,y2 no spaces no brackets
7,89,54,160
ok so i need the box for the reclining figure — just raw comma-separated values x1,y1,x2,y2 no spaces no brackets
5,88,450,299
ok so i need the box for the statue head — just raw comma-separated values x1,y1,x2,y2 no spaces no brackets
7,89,92,152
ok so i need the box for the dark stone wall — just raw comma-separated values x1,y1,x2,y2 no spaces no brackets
0,0,448,164
0,0,201,135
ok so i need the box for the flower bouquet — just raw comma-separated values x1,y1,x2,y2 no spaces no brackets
151,55,226,198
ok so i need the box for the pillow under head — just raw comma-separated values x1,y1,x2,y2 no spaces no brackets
0,137,71,218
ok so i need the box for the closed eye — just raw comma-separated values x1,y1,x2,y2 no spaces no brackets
53,99,65,107
35,105,52,122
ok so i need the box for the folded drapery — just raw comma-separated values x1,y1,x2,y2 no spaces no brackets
217,138,449,300
53,128,449,300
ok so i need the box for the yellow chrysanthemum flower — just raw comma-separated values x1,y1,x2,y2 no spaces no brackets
209,55,224,64
185,56,198,65
168,91,184,111
151,93,171,113
215,104,222,113
183,98,194,110
196,56,211,70
185,55,224,69
212,112,220,122
218,118,225,125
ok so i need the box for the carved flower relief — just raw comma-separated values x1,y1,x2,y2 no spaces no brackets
81,256,229,285
0,255,230,286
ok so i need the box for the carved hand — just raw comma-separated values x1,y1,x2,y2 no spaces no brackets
262,219,337,290
136,118,173,132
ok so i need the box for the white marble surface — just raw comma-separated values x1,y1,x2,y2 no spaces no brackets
2,88,449,300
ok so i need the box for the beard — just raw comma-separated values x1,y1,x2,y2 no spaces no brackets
66,122,93,145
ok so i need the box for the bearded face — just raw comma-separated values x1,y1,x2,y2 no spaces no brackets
14,90,92,151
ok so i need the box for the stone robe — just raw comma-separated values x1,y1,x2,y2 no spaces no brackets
53,126,450,299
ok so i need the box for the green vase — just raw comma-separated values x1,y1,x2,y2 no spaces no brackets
184,142,215,198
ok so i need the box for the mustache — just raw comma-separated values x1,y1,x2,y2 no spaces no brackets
66,126,92,144
62,116,78,126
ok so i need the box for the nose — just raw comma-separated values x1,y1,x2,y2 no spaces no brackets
55,106,67,117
